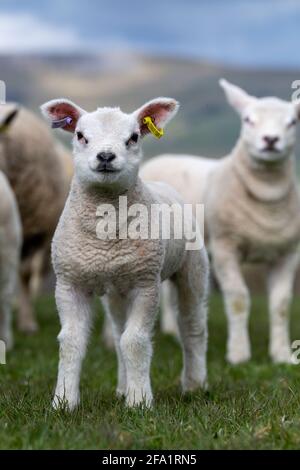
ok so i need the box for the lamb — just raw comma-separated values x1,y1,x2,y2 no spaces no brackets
0,104,73,333
140,80,300,364
0,171,22,350
41,96,209,409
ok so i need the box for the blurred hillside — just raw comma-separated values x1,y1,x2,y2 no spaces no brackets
1,53,300,167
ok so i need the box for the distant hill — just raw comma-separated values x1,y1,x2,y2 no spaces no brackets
1,52,300,168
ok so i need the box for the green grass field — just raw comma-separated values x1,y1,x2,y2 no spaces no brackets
1,294,300,450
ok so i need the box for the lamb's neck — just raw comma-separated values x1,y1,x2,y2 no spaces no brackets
230,139,296,203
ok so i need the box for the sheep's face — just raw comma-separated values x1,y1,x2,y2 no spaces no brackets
241,98,298,162
220,79,300,164
72,108,142,188
41,98,179,190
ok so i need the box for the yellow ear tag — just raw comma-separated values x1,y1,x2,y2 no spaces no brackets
143,116,164,139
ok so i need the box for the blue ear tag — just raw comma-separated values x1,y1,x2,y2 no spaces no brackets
51,116,73,129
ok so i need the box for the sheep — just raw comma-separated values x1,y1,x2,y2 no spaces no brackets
0,171,22,350
41,96,209,409
0,104,73,333
140,80,300,365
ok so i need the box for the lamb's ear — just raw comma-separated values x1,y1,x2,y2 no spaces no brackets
0,105,19,130
219,79,255,114
40,98,86,133
134,97,179,136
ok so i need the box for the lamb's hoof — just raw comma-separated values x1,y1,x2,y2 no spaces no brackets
182,376,208,393
271,349,292,364
18,321,39,335
52,394,79,412
125,389,153,408
116,386,126,398
227,349,251,365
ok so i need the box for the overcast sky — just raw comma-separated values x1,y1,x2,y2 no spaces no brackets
0,0,299,68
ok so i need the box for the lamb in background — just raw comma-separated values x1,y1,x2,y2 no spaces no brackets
0,171,22,350
41,96,209,409
141,80,300,364
0,104,73,333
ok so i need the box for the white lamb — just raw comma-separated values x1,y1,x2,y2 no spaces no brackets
140,80,300,365
0,171,22,350
41,96,209,409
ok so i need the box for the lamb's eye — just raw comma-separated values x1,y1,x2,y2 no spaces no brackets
244,116,254,126
76,131,88,144
126,132,139,147
288,118,297,128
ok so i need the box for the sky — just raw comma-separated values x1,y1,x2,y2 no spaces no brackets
0,0,299,68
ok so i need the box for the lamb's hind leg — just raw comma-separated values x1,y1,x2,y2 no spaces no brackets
102,293,128,397
175,248,209,392
160,280,179,337
17,271,38,333
102,314,115,350
268,251,300,364
17,243,48,333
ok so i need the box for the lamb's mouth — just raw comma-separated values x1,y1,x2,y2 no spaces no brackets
253,147,285,164
94,164,120,173
261,146,280,154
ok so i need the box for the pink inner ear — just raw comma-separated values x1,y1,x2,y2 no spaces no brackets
48,102,80,132
139,102,174,135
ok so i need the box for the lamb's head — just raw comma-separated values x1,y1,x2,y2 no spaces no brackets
41,97,179,190
220,79,300,164
0,104,19,135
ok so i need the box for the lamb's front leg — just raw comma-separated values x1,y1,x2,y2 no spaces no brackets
211,240,251,364
268,251,300,364
120,284,159,408
53,280,93,411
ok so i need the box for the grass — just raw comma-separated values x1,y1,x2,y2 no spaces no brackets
1,293,300,450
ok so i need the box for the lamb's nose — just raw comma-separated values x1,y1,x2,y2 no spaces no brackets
263,135,279,146
96,152,116,162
